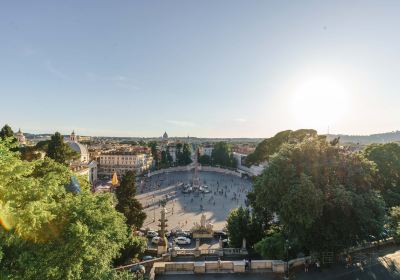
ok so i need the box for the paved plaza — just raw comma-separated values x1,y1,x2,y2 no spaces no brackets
137,171,252,231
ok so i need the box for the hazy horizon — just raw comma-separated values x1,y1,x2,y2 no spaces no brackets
1,1,399,137
11,127,400,139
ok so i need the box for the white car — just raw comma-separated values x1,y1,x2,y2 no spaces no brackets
175,237,191,245
151,236,161,244
147,230,158,238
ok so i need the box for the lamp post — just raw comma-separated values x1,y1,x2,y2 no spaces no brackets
284,238,290,280
152,198,155,222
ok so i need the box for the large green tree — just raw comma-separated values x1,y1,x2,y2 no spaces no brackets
245,129,323,166
364,142,400,208
115,171,146,229
47,132,79,165
249,137,386,254
211,142,236,168
226,207,263,249
0,141,128,280
148,141,159,169
0,124,15,140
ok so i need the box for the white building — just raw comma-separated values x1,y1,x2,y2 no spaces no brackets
67,131,97,185
67,131,89,163
199,145,214,157
98,152,153,177
233,152,266,177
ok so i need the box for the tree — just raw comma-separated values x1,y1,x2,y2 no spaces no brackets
198,154,211,165
0,140,128,280
249,137,386,254
211,142,235,168
148,141,159,169
0,124,14,140
181,143,192,165
20,145,41,161
226,207,263,249
364,143,400,208
245,129,322,166
255,230,285,260
160,150,169,168
115,171,146,229
114,232,147,266
47,132,79,165
166,146,173,165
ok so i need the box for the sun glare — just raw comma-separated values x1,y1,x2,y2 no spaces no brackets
290,76,350,130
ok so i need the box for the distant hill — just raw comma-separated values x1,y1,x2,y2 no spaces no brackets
326,131,400,145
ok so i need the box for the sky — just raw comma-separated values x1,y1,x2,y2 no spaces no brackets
1,1,399,138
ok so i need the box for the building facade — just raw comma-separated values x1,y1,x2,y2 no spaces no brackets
15,129,26,146
98,152,153,177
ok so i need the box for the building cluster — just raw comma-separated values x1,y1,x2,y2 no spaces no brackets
14,128,265,189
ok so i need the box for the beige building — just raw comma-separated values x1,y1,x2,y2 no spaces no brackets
98,152,153,177
15,128,26,146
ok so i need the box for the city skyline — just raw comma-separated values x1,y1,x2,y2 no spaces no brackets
1,1,400,137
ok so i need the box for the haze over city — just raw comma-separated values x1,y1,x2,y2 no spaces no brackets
1,1,399,137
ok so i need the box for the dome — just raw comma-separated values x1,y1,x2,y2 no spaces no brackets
163,131,168,139
67,141,89,163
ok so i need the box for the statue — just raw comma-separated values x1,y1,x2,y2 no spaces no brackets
191,213,213,239
200,213,206,227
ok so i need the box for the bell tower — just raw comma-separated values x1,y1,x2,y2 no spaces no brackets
70,130,77,142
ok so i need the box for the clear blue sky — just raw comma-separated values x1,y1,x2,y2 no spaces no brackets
1,1,399,137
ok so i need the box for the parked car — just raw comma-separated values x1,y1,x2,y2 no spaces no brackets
175,236,191,245
130,264,145,274
176,231,191,238
213,230,228,239
147,230,158,238
142,255,154,261
151,236,161,244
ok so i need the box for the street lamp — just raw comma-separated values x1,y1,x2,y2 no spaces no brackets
284,239,290,280
152,198,155,222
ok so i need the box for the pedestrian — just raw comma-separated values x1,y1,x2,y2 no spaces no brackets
304,259,309,272
315,260,321,272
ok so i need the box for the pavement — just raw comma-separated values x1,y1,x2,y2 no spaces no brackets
137,171,252,231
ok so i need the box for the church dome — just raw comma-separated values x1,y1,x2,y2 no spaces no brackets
163,131,168,139
67,141,89,163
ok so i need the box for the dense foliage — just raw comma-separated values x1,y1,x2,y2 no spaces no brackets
226,207,263,249
0,140,129,280
248,137,386,254
115,171,146,229
175,143,192,166
46,132,79,164
364,143,400,208
245,129,323,166
0,124,15,140
211,141,236,168
198,154,211,165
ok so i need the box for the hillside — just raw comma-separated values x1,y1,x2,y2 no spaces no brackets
326,131,400,145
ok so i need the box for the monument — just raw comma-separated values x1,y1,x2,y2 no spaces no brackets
191,213,213,239
157,200,168,255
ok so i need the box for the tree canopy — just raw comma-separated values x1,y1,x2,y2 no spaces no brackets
364,142,400,208
175,143,192,166
211,142,236,168
0,140,129,280
115,171,146,229
46,132,79,165
226,206,263,249
0,124,15,140
245,129,323,166
248,137,386,254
